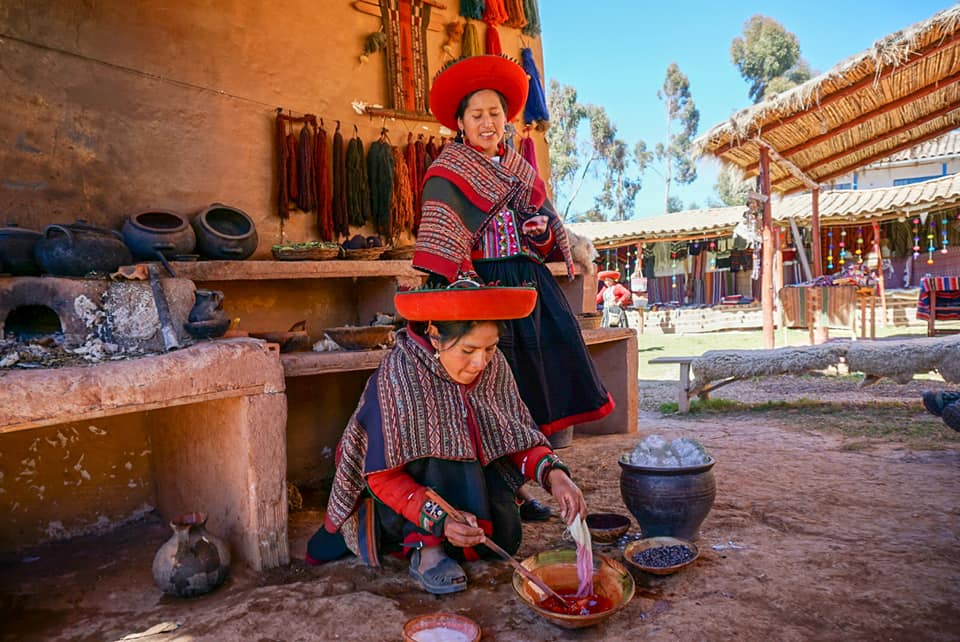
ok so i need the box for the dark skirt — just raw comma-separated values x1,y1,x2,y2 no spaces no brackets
307,457,523,565
475,257,613,435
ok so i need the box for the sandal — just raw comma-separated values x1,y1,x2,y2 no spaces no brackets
409,548,467,595
922,391,960,417
942,401,960,432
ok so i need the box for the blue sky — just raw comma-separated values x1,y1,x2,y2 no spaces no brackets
538,1,956,219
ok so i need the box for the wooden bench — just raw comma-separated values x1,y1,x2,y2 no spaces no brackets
647,355,738,413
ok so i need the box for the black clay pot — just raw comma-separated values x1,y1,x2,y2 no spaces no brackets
0,223,43,275
122,210,196,260
33,220,133,277
192,204,257,260
619,456,716,541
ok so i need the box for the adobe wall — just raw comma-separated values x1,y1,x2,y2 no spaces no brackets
0,0,552,249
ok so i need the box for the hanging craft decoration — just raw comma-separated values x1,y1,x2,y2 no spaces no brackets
519,130,538,171
379,0,433,114
927,218,936,264
315,119,333,241
504,0,528,29
941,215,950,254
521,48,550,130
346,126,371,227
855,226,864,264
912,217,921,260
332,122,350,238
485,22,503,55
521,0,541,36
441,21,464,61
390,145,415,242
482,0,508,24
367,130,395,237
459,0,484,20
461,21,482,56
838,229,847,267
297,123,317,213
359,31,388,64
826,230,834,270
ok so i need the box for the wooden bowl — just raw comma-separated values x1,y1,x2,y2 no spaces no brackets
323,325,395,350
623,536,699,576
341,247,385,260
586,512,631,543
249,330,311,353
512,549,634,629
402,612,480,642
381,245,416,260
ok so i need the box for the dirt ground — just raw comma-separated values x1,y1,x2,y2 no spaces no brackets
2,375,960,642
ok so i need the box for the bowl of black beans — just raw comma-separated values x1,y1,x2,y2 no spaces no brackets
623,536,699,576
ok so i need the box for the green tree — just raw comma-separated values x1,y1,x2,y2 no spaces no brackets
654,63,700,213
545,80,585,205
730,15,812,103
594,140,652,221
715,163,752,206
666,195,685,213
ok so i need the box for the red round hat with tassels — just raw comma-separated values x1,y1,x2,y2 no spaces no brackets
394,282,537,322
429,55,529,131
598,270,620,281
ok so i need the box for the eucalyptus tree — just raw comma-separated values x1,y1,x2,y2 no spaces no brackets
730,15,813,103
655,63,699,214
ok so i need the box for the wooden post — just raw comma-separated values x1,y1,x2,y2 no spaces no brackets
774,226,784,335
872,220,887,327
811,188,823,277
760,147,774,349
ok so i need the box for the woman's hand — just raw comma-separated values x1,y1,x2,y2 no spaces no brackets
442,510,486,547
546,469,588,525
521,215,548,237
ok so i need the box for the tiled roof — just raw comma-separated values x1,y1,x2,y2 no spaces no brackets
867,130,960,165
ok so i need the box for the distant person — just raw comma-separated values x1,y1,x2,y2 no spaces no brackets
596,270,632,328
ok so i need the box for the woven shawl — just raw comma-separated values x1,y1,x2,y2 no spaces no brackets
413,142,574,282
325,328,548,531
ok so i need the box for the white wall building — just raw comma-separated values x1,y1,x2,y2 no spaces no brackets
825,130,960,191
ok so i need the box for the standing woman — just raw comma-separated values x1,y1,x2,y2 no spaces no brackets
413,56,614,467
596,270,633,328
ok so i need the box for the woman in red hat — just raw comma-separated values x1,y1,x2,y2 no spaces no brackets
308,286,589,595
596,270,632,328
413,56,614,519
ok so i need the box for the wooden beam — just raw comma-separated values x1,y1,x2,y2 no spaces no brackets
811,188,823,277
760,146,774,349
775,102,960,183
755,137,820,190
725,29,960,154
756,68,960,175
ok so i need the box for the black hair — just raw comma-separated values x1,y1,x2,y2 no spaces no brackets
454,89,509,143
410,319,506,348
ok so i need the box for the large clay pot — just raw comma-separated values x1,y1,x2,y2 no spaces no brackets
33,220,133,277
192,204,257,260
619,456,716,541
152,511,230,597
122,210,196,260
0,223,43,275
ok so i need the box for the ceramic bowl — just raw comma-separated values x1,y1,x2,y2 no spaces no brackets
585,512,631,543
323,325,395,350
402,612,480,642
623,536,700,576
512,549,634,629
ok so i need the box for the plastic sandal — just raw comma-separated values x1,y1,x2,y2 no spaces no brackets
408,548,467,595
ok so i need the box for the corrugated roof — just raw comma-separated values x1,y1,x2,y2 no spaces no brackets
570,173,960,246
866,130,960,166
694,6,960,194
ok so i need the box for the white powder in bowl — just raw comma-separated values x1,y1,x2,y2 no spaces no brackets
410,627,472,642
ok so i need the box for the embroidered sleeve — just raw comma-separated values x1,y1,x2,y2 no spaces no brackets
366,469,447,536
509,446,569,490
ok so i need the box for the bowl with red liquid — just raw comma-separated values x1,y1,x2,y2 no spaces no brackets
511,549,634,629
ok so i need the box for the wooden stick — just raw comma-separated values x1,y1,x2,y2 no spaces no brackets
424,489,570,605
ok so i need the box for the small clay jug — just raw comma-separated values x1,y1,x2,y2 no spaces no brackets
185,289,230,339
152,511,230,597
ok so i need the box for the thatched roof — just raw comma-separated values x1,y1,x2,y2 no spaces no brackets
695,6,960,194
571,173,960,247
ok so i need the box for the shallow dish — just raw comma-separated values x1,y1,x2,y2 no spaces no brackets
585,512,631,543
512,548,634,630
623,536,699,576
323,325,395,350
402,612,480,642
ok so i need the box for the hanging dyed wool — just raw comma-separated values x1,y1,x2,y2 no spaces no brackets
459,0,484,20
521,0,541,36
367,135,395,237
332,123,349,238
519,134,538,171
521,48,549,130
345,132,371,228
504,0,527,29
404,134,421,226
461,21,482,57
285,133,299,203
482,0,508,24
390,145,415,242
413,134,427,232
297,123,316,212
425,135,440,167
275,112,290,219
485,23,502,55
314,119,333,241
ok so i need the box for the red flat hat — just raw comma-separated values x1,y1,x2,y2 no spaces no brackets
598,270,620,281
429,55,529,131
395,285,537,322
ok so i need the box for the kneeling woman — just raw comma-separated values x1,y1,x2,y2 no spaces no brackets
308,285,588,594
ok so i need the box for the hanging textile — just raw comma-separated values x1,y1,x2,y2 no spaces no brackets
424,135,440,167
297,123,316,212
275,112,290,219
482,0,508,24
485,23,502,55
315,119,333,241
285,133,299,203
504,0,527,29
462,21,482,57
519,133,538,171
521,0,541,36
379,0,433,113
367,133,395,237
459,0,484,20
346,131,371,227
520,48,549,129
390,145,416,242
332,123,349,238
